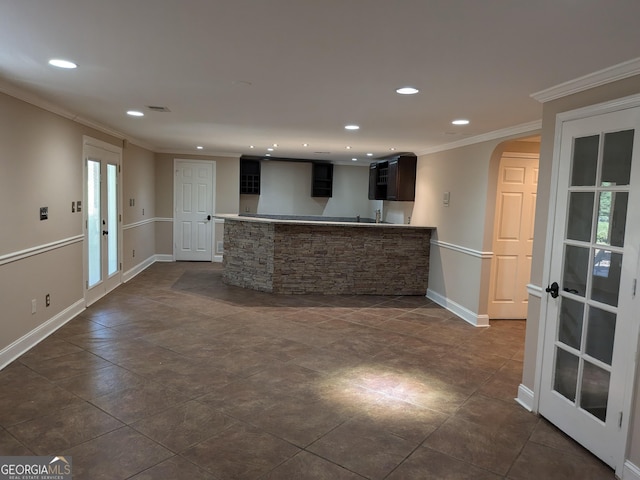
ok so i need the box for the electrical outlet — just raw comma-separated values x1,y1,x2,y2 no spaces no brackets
31,299,37,314
45,294,50,307
40,206,48,220
142,208,145,215
71,201,75,213
132,249,135,258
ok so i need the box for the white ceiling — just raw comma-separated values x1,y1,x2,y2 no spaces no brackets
1,0,640,164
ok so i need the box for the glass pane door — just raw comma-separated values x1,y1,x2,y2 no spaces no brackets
553,129,633,422
87,159,101,288
107,163,118,276
84,141,121,305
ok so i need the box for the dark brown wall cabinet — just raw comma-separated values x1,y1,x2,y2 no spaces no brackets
311,162,333,197
369,155,416,201
368,161,388,200
240,158,261,194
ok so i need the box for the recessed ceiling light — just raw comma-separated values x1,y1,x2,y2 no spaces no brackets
48,59,77,69
267,148,274,151
396,87,419,95
196,146,203,150
127,110,144,117
366,153,373,157
345,125,360,130
250,145,255,149
273,143,278,147
265,153,271,157
452,119,470,125
352,158,358,162
303,143,309,147
345,146,352,150
389,147,396,151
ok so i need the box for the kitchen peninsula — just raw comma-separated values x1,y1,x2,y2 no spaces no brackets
217,214,434,295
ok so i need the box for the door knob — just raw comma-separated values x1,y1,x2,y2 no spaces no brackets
207,215,212,221
545,282,559,298
102,230,108,236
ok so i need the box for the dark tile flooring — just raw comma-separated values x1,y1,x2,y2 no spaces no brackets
0,262,615,479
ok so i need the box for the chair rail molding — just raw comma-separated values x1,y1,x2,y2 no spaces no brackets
0,235,83,266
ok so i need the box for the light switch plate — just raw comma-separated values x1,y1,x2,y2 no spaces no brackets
76,201,82,212
443,192,450,207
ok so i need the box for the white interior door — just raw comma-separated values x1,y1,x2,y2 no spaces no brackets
174,159,215,261
539,105,640,472
488,153,539,319
84,140,122,305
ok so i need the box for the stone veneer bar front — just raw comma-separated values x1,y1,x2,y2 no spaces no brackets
219,215,434,295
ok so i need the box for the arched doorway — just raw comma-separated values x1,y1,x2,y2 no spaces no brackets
487,139,540,319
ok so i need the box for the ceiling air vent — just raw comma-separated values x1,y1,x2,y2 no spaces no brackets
146,105,171,112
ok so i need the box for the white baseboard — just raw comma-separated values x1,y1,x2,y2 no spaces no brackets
122,255,156,283
0,299,85,370
624,460,640,480
515,384,535,412
426,289,490,327
156,254,174,262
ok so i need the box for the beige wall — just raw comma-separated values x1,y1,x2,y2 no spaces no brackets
122,143,156,272
153,153,241,258
0,92,123,356
412,135,540,321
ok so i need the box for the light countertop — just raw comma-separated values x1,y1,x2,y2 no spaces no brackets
214,214,435,229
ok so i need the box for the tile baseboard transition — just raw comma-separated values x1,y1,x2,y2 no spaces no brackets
624,460,640,480
516,384,534,412
426,289,490,327
123,254,173,283
2,254,176,370
0,299,85,370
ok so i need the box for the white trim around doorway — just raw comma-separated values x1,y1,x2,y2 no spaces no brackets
533,92,640,477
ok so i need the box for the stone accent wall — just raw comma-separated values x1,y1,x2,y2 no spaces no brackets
222,218,431,295
223,220,274,292
273,225,430,295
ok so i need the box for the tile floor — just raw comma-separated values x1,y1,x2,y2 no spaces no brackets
0,262,616,479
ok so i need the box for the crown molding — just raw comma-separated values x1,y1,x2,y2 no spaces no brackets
155,148,241,159
531,57,640,103
417,120,542,156
0,77,155,152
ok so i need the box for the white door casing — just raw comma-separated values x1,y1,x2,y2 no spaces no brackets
488,153,539,319
174,159,215,261
83,137,122,306
537,101,640,476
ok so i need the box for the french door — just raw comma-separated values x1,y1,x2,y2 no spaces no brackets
84,139,122,305
539,104,640,472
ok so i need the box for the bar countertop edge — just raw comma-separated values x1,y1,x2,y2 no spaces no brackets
214,214,435,229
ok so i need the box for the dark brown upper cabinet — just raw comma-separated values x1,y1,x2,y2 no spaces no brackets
240,158,261,194
311,162,333,197
368,161,388,200
369,155,416,201
386,155,417,201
